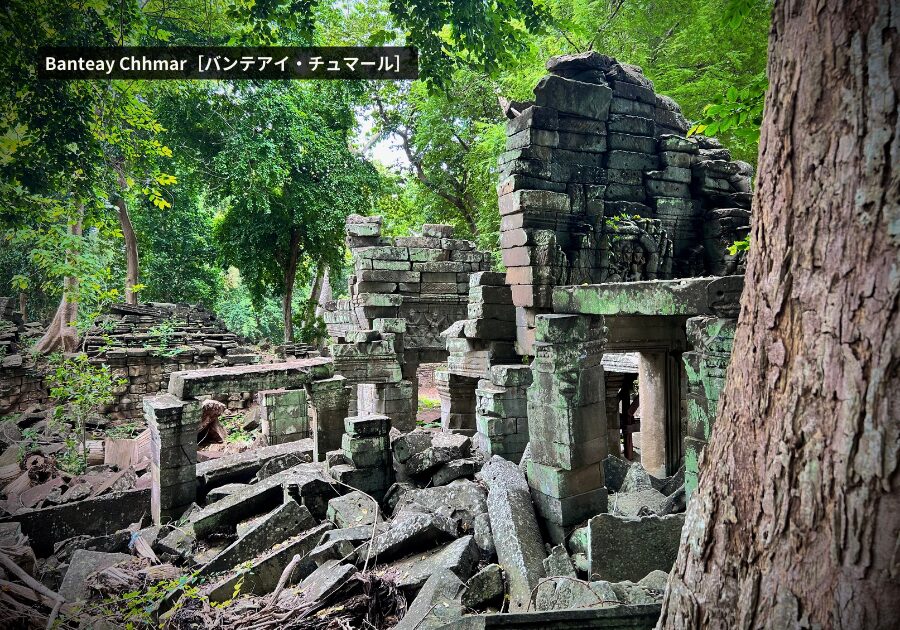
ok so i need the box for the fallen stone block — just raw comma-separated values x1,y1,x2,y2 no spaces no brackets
379,535,479,591
202,500,316,574
432,458,478,486
296,559,356,603
326,490,381,528
197,439,313,488
534,577,619,611
587,513,685,582
361,512,455,564
473,512,495,558
406,433,471,476
207,522,332,601
0,489,150,557
602,456,631,493
192,464,331,538
436,604,663,629
638,569,669,594
392,479,487,532
479,456,546,612
462,563,505,611
660,485,686,515
60,550,131,601
608,488,668,518
543,544,577,578
620,462,654,493
205,483,249,504
395,568,465,630
610,580,660,605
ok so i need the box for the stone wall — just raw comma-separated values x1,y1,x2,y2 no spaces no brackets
499,52,752,354
0,298,46,414
86,303,263,420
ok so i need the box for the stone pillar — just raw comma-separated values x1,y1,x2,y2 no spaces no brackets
328,413,394,501
474,365,532,463
258,388,309,445
682,316,736,497
440,373,478,434
637,351,668,478
373,380,415,432
307,376,350,462
144,393,196,525
526,314,608,543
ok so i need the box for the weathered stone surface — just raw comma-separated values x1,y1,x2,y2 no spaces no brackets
362,512,455,563
60,550,131,601
208,523,332,601
659,485,686,515
462,563,505,610
432,458,478,486
619,462,654,493
534,577,619,611
326,490,381,528
610,580,659,605
638,569,669,593
437,605,663,628
533,75,613,121
543,544,577,578
202,500,316,574
479,456,546,611
406,433,472,476
473,512,495,558
393,429,434,464
394,568,465,630
393,479,488,532
379,535,479,591
587,513,684,582
296,559,357,603
602,456,631,493
609,489,668,518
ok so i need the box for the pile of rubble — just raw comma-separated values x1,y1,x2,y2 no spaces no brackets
0,405,684,629
0,298,47,414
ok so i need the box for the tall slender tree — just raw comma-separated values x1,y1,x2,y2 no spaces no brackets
659,0,899,627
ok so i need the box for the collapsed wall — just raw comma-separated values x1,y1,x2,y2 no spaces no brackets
498,52,752,354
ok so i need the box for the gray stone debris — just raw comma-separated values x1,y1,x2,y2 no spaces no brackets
392,479,488,532
202,500,316,574
462,563,506,610
395,568,465,630
479,456,547,612
432,458,479,486
379,535,480,591
295,559,356,603
534,577,619,612
609,488,669,518
60,550,132,601
619,462,654,493
326,490,381,528
361,511,456,563
587,513,685,582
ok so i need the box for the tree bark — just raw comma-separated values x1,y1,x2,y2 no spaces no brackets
114,174,139,305
282,229,300,344
660,1,899,628
115,198,139,305
33,210,83,354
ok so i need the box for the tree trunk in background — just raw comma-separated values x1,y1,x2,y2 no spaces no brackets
17,292,26,321
114,178,139,305
34,210,84,354
282,230,300,344
659,1,899,628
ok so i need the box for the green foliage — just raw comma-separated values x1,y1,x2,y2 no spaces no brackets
727,235,751,255
145,318,183,358
17,427,41,463
46,353,125,472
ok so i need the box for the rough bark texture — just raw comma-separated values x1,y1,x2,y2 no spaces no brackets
115,195,140,305
283,229,300,343
660,1,899,628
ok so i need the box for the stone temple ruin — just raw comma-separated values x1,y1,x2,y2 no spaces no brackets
0,52,753,629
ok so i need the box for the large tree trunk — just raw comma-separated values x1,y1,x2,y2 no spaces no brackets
282,229,300,344
659,1,899,628
114,175,139,305
34,211,84,354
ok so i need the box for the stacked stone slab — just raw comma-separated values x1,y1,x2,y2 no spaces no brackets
328,413,393,501
474,365,532,464
499,52,753,354
681,315,737,497
526,314,609,543
0,298,46,413
330,318,415,432
440,272,519,436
